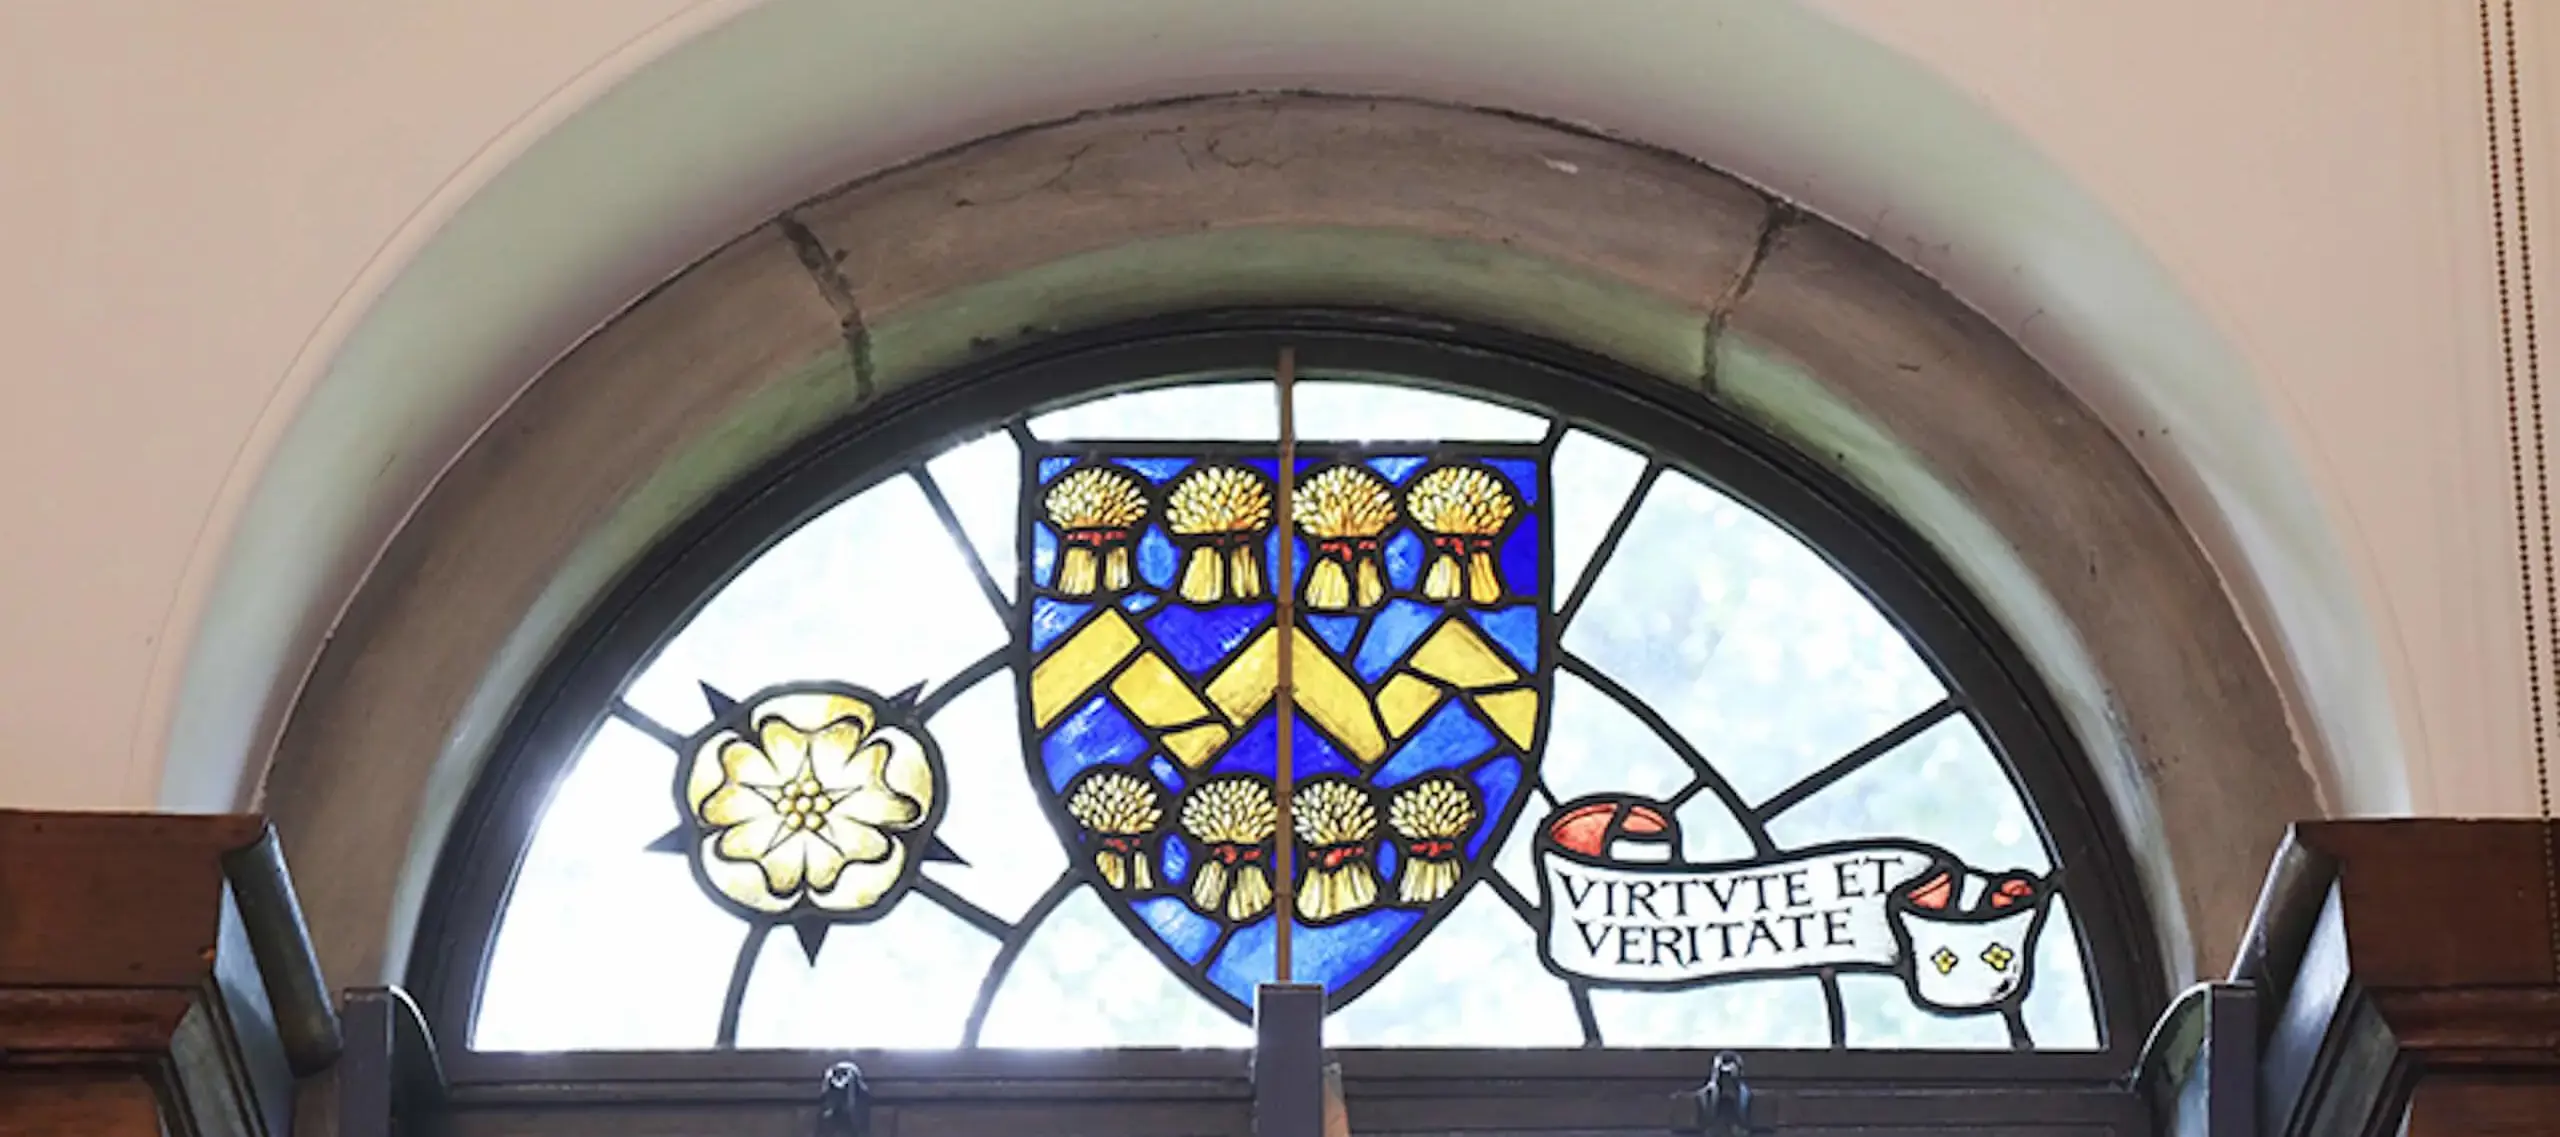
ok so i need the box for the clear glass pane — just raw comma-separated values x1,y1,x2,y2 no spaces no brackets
1550,430,1648,601
919,668,1068,923
476,719,745,1050
1027,380,1548,443
1762,716,2050,876
731,899,1000,1049
1542,669,1696,805
1492,786,1558,900
924,430,1021,602
1560,470,1946,806
1328,889,1583,1046
1836,972,2011,1049
977,886,1253,1047
1588,977,1834,1049
2020,896,2101,1050
623,474,1007,733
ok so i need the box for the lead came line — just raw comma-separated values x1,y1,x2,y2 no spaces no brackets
1273,347,1301,983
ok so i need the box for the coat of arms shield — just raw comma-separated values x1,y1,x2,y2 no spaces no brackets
1016,442,1549,1017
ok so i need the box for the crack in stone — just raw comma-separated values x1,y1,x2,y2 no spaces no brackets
777,211,875,401
1699,197,1799,396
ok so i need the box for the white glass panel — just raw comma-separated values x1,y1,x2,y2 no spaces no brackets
1027,381,1269,440
1835,972,2011,1049
1293,380,1548,442
1588,977,1833,1049
978,886,1253,1047
923,430,1021,603
1762,716,2049,875
476,720,745,1050
1671,793,1758,864
920,668,1066,923
1561,470,1945,806
731,899,999,1049
624,474,1006,733
2020,896,2101,1049
1493,787,1557,900
1328,890,1582,1046
1027,380,1548,443
1542,669,1696,804
1550,430,1648,601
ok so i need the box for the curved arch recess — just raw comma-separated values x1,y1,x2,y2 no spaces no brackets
172,6,2368,994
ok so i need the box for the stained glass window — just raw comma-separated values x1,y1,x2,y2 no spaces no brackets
443,336,2146,1061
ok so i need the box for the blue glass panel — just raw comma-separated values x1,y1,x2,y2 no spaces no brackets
1263,531,1309,595
1042,697,1147,791
1241,457,1280,478
1366,455,1428,484
1210,909,1425,1002
1031,524,1057,590
1376,841,1400,886
1375,700,1496,786
1354,599,1438,682
1030,600,1094,653
1306,614,1358,655
1382,529,1424,593
1161,835,1194,887
1116,456,1192,483
1137,527,1179,590
1038,455,1074,483
1211,715,1359,781
1498,514,1540,599
1485,457,1540,505
1135,895,1222,964
1121,592,1160,614
1467,605,1541,671
1148,603,1271,674
1149,754,1184,790
1467,755,1524,857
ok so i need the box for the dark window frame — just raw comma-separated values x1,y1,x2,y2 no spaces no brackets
405,309,2166,1133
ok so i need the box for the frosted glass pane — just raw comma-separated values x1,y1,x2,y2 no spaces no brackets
978,886,1252,1047
1550,430,1648,602
1542,669,1696,804
1328,890,1582,1047
2020,897,2101,1050
1492,787,1556,899
1763,716,2049,875
1561,470,1945,806
624,474,1006,733
732,899,999,1049
1293,381,1548,442
924,430,1020,602
476,720,744,1050
1836,972,2011,1049
919,668,1066,923
1028,381,1269,440
1589,977,1833,1049
1027,380,1548,443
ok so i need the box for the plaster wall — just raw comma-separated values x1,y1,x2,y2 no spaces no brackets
0,1,2533,831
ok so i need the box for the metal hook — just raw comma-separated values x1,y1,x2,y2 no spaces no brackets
814,1060,870,1137
1686,1051,1752,1136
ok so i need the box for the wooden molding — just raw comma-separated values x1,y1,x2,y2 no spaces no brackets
0,810,338,1137
2236,820,2560,1137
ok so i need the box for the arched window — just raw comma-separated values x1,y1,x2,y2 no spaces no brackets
414,315,2161,1131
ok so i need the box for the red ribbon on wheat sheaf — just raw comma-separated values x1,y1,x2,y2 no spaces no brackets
1427,533,1499,557
1062,528,1132,547
1098,834,1149,856
1316,844,1370,870
1210,844,1266,867
1313,536,1382,564
1405,839,1460,860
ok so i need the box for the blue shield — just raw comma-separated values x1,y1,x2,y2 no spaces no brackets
1017,445,1551,1018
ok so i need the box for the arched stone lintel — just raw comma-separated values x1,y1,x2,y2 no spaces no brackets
264,95,2309,1000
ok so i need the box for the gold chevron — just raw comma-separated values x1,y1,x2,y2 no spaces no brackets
1204,626,1388,762
1030,608,1140,728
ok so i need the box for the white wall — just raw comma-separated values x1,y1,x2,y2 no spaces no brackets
0,0,2536,820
